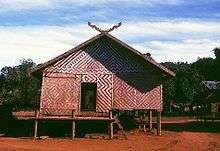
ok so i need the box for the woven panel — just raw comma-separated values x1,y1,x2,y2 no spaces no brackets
40,38,163,115
113,75,136,109
40,74,80,115
113,75,162,110
44,38,146,74
40,108,74,116
96,74,113,112
136,85,162,110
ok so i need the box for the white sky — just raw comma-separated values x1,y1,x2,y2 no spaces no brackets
0,0,219,68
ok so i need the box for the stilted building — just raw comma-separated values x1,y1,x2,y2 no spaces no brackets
31,23,175,139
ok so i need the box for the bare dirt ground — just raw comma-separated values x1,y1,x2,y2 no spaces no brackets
0,131,219,151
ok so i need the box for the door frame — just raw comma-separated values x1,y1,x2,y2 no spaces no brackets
80,82,97,112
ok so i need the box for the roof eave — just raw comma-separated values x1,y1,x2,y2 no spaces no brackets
30,33,104,77
104,33,176,77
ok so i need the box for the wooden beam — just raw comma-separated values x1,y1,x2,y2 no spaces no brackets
109,110,113,139
148,110,152,131
34,110,39,139
32,116,113,121
157,111,162,136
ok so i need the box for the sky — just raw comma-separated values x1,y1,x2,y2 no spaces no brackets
0,0,220,69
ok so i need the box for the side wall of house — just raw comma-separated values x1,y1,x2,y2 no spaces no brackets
113,75,162,110
40,37,162,115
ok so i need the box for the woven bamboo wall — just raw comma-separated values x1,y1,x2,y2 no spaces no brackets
40,37,162,115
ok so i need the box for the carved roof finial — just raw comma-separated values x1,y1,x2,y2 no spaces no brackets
88,22,122,33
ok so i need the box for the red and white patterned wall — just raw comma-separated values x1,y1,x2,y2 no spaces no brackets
40,37,162,115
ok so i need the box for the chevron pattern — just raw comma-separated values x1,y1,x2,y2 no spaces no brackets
82,74,97,83
136,85,162,109
45,38,147,74
113,75,136,109
96,74,113,112
113,75,162,110
40,37,162,115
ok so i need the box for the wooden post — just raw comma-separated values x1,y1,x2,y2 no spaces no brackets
139,115,143,130
34,110,39,139
143,124,146,132
143,111,147,132
138,124,141,130
72,109,76,139
148,110,152,131
109,110,113,139
157,111,162,136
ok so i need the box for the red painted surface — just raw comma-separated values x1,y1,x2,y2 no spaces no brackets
113,75,162,110
40,74,80,115
40,38,162,115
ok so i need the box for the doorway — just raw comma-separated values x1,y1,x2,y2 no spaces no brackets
80,83,97,111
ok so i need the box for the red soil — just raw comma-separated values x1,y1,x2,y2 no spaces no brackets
0,131,219,151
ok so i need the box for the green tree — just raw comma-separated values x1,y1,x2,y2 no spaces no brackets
0,59,41,109
213,47,220,80
174,66,204,104
163,61,205,112
214,47,220,60
192,58,215,80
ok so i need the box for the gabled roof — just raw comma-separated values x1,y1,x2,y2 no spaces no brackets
30,32,175,77
202,81,220,90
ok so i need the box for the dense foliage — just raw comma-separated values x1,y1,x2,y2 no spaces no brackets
0,59,41,110
163,48,220,111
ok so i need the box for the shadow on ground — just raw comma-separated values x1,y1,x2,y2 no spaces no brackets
163,121,220,133
1,118,220,138
0,119,110,138
0,114,136,138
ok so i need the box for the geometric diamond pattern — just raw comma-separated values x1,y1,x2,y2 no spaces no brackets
40,74,80,115
40,38,162,115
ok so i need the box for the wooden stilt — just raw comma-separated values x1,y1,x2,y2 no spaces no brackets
148,110,152,131
138,125,141,130
34,110,39,139
143,111,147,132
72,121,75,139
157,111,162,136
109,110,113,139
34,120,38,139
139,115,143,130
72,109,76,139
143,124,146,132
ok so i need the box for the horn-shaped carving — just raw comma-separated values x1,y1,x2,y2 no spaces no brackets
88,22,122,33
